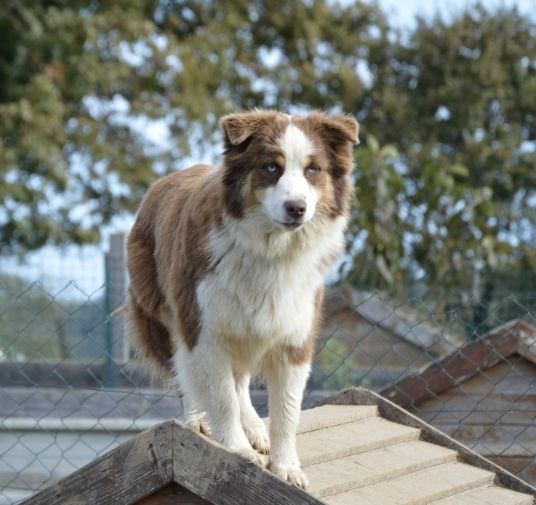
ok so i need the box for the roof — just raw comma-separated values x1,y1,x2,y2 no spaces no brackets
23,387,535,505
380,319,536,409
324,287,461,357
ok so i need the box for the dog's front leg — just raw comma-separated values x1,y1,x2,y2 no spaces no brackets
236,374,270,454
183,342,266,466
265,361,310,489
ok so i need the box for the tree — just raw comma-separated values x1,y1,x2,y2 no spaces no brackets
0,273,65,359
1,1,534,318
0,0,387,253
0,273,108,360
345,4,536,318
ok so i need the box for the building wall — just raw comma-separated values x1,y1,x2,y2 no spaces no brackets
321,308,435,370
312,309,438,391
412,357,536,486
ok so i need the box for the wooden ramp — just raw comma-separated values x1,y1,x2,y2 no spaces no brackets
22,387,535,505
295,404,534,504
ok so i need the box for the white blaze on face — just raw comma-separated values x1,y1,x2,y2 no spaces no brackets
263,124,318,226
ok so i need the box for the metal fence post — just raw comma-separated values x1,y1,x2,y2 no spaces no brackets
104,233,128,386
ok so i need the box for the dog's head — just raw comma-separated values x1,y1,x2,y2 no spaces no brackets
220,110,358,231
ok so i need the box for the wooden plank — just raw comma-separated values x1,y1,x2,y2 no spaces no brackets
322,462,494,505
306,440,456,498
487,457,535,474
0,386,180,420
297,417,420,466
380,320,530,408
22,421,173,505
417,409,536,427
450,360,536,394
262,404,377,435
430,424,536,457
134,483,212,504
296,404,377,434
487,457,536,490
317,387,536,496
432,372,536,396
0,361,151,389
431,485,534,505
326,287,458,356
171,422,325,505
320,318,437,368
416,392,536,411
471,443,535,459
414,394,536,426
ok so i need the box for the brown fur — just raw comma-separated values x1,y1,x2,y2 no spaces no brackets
127,164,222,374
220,111,357,222
127,294,174,372
127,110,358,377
221,111,290,217
294,113,359,218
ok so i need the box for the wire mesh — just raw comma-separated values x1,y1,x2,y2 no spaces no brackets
0,278,535,503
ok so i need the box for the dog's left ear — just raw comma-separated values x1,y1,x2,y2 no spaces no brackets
322,115,360,146
330,115,359,145
220,110,281,146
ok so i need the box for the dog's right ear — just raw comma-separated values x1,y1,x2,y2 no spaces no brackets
220,110,281,147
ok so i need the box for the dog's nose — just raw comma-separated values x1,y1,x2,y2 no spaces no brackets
284,199,307,219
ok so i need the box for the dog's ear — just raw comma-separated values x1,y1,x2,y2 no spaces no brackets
311,113,359,146
220,110,281,146
328,115,359,145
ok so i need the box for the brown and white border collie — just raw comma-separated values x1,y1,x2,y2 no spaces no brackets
126,110,358,488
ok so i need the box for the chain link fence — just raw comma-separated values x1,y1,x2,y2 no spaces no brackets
1,248,535,503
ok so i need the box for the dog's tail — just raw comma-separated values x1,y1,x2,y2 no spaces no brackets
125,207,177,380
126,292,175,380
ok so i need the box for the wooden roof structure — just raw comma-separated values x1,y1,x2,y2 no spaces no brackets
380,319,536,409
23,387,535,505
324,287,461,358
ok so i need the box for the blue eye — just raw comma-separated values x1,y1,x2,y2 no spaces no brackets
306,165,319,175
265,163,278,173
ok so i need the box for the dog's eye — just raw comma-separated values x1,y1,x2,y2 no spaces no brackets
264,163,279,174
306,165,320,175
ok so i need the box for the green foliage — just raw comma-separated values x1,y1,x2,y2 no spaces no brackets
0,1,534,315
0,0,387,253
0,274,63,359
346,136,407,297
311,338,371,391
345,4,536,313
0,273,107,360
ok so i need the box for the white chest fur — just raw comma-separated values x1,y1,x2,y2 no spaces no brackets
196,214,346,353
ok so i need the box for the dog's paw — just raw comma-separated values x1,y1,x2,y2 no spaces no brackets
197,420,212,436
236,446,268,468
183,417,212,437
268,462,309,489
243,421,270,454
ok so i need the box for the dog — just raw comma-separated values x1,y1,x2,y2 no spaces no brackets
126,110,358,488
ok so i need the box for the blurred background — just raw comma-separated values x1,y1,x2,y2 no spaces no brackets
0,0,535,502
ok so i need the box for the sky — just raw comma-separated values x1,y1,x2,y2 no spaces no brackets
378,0,535,27
1,0,534,296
